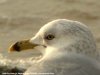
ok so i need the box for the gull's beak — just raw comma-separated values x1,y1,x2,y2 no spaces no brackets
9,39,39,52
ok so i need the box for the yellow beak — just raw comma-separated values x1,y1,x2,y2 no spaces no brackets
9,39,38,52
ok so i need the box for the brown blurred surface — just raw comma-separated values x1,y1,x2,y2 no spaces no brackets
0,0,100,59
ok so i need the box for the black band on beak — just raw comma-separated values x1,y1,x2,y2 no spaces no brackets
13,42,21,52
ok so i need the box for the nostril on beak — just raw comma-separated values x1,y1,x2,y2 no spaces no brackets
14,42,21,52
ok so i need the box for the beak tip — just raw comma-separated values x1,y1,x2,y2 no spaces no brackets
8,46,15,53
9,42,21,52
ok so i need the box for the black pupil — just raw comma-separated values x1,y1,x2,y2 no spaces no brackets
46,35,54,40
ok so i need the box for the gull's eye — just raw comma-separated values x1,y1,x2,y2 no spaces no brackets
45,34,55,40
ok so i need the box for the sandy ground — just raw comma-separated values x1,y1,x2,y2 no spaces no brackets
0,0,100,59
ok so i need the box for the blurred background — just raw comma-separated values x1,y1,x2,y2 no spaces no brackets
0,0,100,59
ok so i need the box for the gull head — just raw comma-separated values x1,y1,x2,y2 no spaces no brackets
9,19,98,59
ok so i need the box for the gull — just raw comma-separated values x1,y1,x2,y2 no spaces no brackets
9,19,100,75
